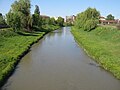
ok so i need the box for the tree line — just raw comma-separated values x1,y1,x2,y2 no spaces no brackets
74,7,119,31
0,0,65,32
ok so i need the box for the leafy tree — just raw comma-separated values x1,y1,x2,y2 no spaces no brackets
64,22,73,26
75,12,85,28
45,18,50,24
56,17,64,26
6,11,21,32
32,5,41,27
106,14,114,20
34,5,40,15
6,0,32,31
50,17,56,25
41,17,50,25
83,19,98,31
75,7,100,31
0,13,6,25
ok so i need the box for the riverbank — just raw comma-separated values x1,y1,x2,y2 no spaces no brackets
71,26,120,79
0,26,59,87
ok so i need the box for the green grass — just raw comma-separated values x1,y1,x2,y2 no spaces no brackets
0,28,45,86
71,26,120,79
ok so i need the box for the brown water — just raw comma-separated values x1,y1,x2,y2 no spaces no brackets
2,27,120,90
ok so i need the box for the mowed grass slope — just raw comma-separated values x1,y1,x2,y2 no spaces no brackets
0,28,45,85
71,26,120,79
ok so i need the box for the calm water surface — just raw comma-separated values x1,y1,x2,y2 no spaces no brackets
2,27,120,90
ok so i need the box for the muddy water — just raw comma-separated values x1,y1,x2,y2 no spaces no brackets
2,27,120,90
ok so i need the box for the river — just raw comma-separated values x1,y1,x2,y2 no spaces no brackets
1,27,120,90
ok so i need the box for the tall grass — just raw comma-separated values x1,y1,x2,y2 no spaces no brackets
71,26,120,79
0,28,45,86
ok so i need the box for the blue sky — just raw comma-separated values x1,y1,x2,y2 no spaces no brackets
0,0,120,19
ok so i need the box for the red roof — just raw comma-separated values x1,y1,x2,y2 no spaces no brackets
100,20,118,23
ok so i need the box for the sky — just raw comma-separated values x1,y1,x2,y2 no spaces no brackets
0,0,120,19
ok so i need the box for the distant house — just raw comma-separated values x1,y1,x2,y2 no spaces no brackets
65,15,76,24
99,16,120,25
40,15,50,19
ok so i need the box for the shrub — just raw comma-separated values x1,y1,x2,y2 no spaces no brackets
83,19,98,31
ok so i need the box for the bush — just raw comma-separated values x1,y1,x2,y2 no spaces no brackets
83,19,98,31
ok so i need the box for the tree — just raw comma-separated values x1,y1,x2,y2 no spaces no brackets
41,16,51,25
6,0,32,31
50,17,56,25
32,5,41,27
0,13,6,25
56,17,64,26
34,5,40,15
83,19,98,31
75,7,100,31
6,11,21,32
106,14,114,20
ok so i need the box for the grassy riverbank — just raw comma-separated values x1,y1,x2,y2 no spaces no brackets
71,26,120,79
0,25,60,86
0,28,45,86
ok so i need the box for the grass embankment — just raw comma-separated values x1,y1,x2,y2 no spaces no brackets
0,25,60,87
71,26,120,79
0,28,46,86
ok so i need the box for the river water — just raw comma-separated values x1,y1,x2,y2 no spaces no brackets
2,27,120,90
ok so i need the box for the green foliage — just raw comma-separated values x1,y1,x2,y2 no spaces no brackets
32,5,41,27
75,7,100,31
56,17,64,26
6,0,32,31
0,28,17,37
6,11,21,32
41,25,60,33
0,13,6,25
32,14,40,26
41,17,50,25
106,14,114,20
83,19,98,31
64,22,73,26
50,17,56,25
71,26,120,79
34,5,40,15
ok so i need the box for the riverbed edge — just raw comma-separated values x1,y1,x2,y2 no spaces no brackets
0,32,48,88
0,25,63,87
71,27,120,80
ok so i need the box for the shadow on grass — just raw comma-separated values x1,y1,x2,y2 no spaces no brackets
17,31,39,36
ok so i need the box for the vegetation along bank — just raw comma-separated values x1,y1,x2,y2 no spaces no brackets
0,0,64,87
72,7,120,79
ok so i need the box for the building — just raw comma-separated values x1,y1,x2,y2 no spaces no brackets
99,16,120,25
65,15,76,24
40,15,50,19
